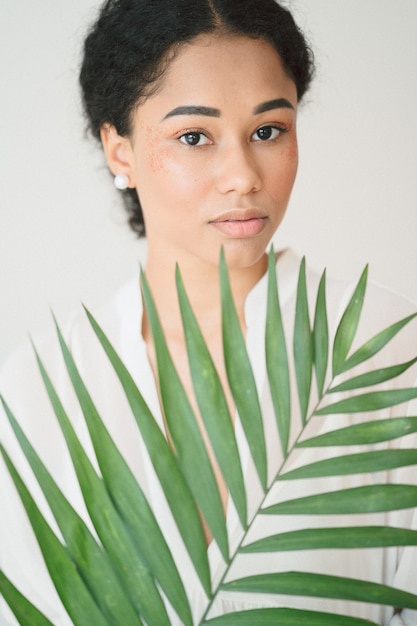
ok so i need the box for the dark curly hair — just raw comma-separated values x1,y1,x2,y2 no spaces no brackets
80,0,315,237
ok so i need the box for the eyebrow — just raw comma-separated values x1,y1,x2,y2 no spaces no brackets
253,98,295,114
163,105,221,120
162,98,294,121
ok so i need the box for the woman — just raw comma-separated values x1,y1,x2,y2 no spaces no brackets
1,1,416,625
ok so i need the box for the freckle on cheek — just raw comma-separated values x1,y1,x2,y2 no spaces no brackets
148,150,162,173
144,125,171,173
288,147,298,160
149,148,174,173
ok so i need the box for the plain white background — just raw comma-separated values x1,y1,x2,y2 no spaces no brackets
1,0,416,365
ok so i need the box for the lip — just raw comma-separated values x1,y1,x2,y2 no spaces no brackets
209,209,268,238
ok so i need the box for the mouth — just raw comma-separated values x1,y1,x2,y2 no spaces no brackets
209,210,268,238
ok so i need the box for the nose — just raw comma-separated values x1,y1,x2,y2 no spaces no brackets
215,142,261,196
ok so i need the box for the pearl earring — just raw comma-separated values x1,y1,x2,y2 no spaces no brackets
114,174,129,190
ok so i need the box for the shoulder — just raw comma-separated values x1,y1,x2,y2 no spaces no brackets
277,249,417,372
282,248,416,318
284,248,416,327
326,267,417,361
0,277,142,450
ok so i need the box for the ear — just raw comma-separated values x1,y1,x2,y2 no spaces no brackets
100,124,136,187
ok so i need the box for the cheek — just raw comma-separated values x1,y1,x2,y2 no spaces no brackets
141,127,203,194
142,126,172,174
286,140,299,166
285,148,299,187
137,141,204,219
145,152,209,202
269,143,299,198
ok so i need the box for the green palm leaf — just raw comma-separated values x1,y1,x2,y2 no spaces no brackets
240,526,417,552
341,312,417,373
176,266,247,528
220,250,267,491
313,269,329,396
203,607,379,625
263,484,417,515
265,248,291,456
297,416,417,447
278,449,417,479
293,257,313,424
329,357,417,393
316,388,417,414
332,266,368,376
222,572,417,610
0,570,55,626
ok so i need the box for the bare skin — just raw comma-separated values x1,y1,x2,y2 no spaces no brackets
101,33,299,543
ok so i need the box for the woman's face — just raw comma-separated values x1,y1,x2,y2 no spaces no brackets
109,35,298,272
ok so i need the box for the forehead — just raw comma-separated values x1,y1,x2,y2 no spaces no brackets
138,34,297,118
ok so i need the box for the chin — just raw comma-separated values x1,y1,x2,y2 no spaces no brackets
220,238,270,271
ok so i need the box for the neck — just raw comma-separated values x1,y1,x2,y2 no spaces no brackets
142,248,268,341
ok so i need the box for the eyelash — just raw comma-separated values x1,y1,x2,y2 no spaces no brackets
178,124,289,147
178,130,211,147
252,124,288,142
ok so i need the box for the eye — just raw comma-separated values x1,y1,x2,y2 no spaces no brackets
179,131,210,147
252,125,283,142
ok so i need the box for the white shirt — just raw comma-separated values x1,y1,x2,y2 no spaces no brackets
1,249,417,625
